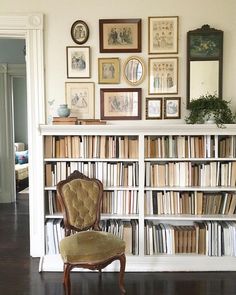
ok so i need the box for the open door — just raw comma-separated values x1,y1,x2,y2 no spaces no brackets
0,64,15,202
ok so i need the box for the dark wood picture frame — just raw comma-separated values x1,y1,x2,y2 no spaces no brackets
164,97,181,119
146,97,162,120
71,20,89,45
99,19,142,53
100,88,142,120
66,46,90,78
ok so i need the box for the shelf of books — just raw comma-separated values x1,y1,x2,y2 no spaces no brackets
39,124,236,271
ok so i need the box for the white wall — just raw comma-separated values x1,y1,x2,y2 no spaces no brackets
1,0,236,123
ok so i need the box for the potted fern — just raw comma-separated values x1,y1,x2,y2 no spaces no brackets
185,94,236,128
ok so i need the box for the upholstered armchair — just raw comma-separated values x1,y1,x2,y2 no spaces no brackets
57,170,126,295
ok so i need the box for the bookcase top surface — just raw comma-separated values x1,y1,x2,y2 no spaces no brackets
40,124,236,135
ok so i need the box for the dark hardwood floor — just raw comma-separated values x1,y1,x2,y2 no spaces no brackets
0,196,236,295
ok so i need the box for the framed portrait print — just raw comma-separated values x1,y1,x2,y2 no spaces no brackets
164,97,181,119
149,57,178,95
98,58,120,84
71,20,89,45
99,19,142,53
100,88,141,120
148,16,178,54
66,46,90,78
65,82,94,119
146,97,162,120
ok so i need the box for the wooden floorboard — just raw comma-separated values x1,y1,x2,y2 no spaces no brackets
0,197,236,295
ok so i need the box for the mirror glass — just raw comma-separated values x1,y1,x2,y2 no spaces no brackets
124,56,145,85
190,60,219,99
187,25,223,106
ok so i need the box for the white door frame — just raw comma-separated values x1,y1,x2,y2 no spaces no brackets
0,14,45,256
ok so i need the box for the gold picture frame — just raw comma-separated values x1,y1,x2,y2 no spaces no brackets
65,82,94,119
148,16,179,54
149,57,178,95
98,58,120,84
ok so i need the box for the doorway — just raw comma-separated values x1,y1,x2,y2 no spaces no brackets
0,38,27,202
0,14,45,256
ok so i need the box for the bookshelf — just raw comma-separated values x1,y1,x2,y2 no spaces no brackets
39,124,236,271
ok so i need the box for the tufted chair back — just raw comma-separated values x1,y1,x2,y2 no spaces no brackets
57,170,103,234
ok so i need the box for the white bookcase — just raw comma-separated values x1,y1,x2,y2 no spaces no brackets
38,124,236,272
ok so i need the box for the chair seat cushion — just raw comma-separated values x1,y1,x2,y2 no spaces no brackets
60,230,125,264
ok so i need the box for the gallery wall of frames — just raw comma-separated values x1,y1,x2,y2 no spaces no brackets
64,16,182,122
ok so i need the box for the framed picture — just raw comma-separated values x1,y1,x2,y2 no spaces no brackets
149,57,178,95
99,19,142,53
148,16,178,54
65,82,94,119
100,88,141,120
66,46,90,78
71,20,89,45
146,97,162,120
164,97,181,119
188,25,223,59
98,58,120,84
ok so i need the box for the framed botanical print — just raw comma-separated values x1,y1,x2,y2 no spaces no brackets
149,57,178,95
99,19,142,53
100,88,142,120
66,46,90,78
65,82,94,119
164,97,181,119
148,16,179,54
98,58,120,84
146,97,162,119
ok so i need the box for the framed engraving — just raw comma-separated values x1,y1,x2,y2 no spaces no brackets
71,20,89,45
148,16,178,54
146,97,162,119
100,88,141,120
65,82,94,119
149,57,178,95
98,58,120,84
66,46,90,78
164,97,181,119
99,19,142,53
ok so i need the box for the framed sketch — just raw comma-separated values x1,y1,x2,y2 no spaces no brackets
71,20,89,45
99,19,142,53
164,97,181,119
149,57,178,95
100,88,141,120
98,58,120,84
146,97,162,120
66,46,90,78
65,82,94,119
148,16,178,54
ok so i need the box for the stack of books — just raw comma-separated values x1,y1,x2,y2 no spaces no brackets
78,119,107,125
52,117,78,125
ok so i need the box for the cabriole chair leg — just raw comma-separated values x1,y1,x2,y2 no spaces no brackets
63,264,72,295
118,254,126,294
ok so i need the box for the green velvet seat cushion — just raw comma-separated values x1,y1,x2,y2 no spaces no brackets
60,231,125,264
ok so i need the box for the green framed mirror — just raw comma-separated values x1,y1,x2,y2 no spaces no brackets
187,24,223,107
